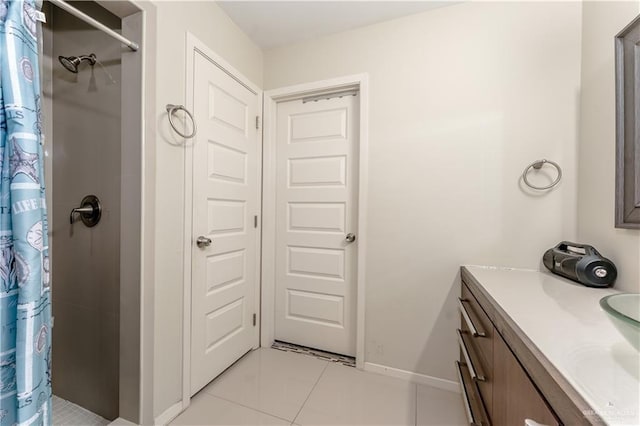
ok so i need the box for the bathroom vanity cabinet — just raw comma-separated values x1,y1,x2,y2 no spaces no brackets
458,267,603,426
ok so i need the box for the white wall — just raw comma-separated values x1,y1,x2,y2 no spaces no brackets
264,2,582,381
151,1,263,418
577,1,640,294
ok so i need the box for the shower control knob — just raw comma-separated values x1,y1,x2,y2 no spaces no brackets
196,236,212,248
69,195,102,227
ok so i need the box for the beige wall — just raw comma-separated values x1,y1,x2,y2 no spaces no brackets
577,1,640,294
151,1,263,418
264,2,582,381
147,0,640,416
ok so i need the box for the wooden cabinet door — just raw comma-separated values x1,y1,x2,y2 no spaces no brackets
493,333,560,426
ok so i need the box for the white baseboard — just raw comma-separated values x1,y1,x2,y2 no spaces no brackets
154,401,183,426
363,362,460,393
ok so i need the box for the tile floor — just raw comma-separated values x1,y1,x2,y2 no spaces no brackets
52,395,109,426
171,348,466,426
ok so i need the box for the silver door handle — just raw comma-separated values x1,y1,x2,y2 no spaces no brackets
196,236,212,248
345,233,357,243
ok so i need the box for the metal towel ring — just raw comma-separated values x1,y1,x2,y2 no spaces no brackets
522,159,562,190
166,104,197,139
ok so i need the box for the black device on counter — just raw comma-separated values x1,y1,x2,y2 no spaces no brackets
543,241,617,288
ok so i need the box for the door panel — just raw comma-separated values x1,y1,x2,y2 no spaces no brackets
288,202,346,232
289,155,347,186
191,52,260,395
274,95,359,356
287,290,345,325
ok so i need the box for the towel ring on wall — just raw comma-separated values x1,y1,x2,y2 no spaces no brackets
166,104,197,139
522,159,562,190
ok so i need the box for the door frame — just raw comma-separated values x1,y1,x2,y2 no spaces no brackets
261,74,369,369
182,32,263,411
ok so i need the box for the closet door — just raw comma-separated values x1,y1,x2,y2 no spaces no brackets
273,94,360,356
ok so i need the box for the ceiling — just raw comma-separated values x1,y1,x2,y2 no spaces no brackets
217,1,456,50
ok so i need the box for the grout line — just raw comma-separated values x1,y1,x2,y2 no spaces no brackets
202,393,294,424
292,361,330,425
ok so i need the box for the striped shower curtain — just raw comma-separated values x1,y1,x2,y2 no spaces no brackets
0,0,52,425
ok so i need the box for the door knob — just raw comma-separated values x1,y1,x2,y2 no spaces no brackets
345,233,357,243
196,236,212,248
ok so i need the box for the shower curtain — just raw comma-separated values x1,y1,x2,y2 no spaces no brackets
0,0,52,425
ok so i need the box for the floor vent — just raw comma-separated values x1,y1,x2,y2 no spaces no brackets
271,340,355,367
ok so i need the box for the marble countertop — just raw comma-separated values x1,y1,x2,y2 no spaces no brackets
463,265,639,426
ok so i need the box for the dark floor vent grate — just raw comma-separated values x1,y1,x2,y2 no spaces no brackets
271,340,356,368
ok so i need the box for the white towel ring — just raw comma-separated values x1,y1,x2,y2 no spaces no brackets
522,159,562,190
166,104,197,139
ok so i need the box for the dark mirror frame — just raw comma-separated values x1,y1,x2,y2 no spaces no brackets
615,14,640,228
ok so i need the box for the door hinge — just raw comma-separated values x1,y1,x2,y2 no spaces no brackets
255,116,260,130
254,215,258,228
252,313,257,326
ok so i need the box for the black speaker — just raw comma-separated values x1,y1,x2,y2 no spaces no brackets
543,242,617,288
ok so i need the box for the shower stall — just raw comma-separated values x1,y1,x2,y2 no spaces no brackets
40,0,145,422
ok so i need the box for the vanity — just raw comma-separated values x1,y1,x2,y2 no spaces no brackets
457,266,639,426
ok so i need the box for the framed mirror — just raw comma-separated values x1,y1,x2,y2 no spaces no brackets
615,15,640,228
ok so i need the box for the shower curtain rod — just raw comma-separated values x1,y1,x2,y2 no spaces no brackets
48,0,139,51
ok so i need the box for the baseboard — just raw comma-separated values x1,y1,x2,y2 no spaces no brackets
363,362,460,393
154,401,183,426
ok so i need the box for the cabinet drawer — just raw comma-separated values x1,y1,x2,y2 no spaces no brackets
461,282,494,367
493,333,560,426
455,360,491,426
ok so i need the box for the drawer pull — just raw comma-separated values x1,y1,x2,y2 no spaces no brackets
457,329,486,382
455,361,479,426
458,298,486,337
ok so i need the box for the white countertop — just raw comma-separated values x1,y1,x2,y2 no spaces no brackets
464,265,640,426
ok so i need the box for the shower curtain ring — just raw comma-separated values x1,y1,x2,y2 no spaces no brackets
166,104,197,139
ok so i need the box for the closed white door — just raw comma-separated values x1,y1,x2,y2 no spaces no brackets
190,52,260,395
274,94,359,356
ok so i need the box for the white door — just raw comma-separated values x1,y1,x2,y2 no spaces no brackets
190,52,260,395
274,94,359,356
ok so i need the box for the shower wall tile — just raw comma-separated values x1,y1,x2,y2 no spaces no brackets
51,301,119,419
49,1,122,421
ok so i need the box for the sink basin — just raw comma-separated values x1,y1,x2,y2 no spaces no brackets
600,294,640,351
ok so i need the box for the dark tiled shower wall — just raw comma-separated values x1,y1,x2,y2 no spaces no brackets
46,1,122,420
